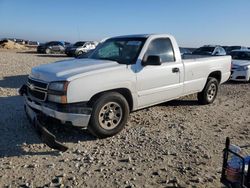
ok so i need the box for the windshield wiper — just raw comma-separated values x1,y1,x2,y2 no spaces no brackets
99,57,116,61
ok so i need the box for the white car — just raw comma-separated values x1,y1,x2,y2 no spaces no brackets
65,41,98,57
19,34,231,141
192,45,227,56
230,50,250,82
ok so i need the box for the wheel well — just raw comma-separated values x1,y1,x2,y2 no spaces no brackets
88,88,133,111
208,71,221,83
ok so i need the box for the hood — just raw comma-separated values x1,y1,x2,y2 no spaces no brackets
30,58,123,82
232,60,250,68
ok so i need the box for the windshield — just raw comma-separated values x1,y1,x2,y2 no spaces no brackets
74,42,85,47
89,37,146,64
230,51,250,60
192,47,215,55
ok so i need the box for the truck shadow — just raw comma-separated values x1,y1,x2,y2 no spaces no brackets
225,80,249,85
36,54,68,58
0,75,28,89
0,96,96,158
161,99,199,107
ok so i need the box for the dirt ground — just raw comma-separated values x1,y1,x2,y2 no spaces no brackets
0,50,249,187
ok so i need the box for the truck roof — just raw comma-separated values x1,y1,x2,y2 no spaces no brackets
112,34,172,39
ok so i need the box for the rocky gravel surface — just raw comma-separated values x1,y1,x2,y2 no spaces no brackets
0,50,249,187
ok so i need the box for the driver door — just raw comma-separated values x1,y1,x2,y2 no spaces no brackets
136,38,183,108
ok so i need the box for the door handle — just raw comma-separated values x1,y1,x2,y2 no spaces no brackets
172,67,179,73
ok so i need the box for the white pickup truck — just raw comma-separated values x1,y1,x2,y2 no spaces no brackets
20,34,231,139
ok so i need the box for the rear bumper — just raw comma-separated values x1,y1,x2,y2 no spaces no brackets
230,70,250,81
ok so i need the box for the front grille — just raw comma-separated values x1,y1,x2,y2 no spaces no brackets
27,87,47,101
27,78,48,101
28,78,48,90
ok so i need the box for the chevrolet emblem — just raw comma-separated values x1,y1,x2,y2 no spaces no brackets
29,84,35,90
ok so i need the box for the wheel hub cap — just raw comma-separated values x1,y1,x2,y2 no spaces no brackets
99,102,122,130
207,83,216,101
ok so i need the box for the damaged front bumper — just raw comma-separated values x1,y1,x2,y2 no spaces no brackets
25,103,68,151
24,95,91,128
19,84,92,151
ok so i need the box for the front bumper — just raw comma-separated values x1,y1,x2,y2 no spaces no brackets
230,70,250,81
25,104,68,151
19,84,92,151
24,95,91,128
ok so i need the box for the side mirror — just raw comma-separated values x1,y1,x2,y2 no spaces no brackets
142,55,162,66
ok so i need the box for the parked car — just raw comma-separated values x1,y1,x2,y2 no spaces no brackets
19,34,231,148
230,50,250,82
179,47,192,55
76,49,95,58
27,41,40,46
65,41,98,57
225,46,248,54
37,41,70,54
192,45,226,56
15,39,25,45
222,46,229,52
76,39,108,58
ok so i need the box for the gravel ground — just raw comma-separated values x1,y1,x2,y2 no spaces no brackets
0,50,249,187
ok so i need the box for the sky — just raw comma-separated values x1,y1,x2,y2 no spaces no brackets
0,0,250,47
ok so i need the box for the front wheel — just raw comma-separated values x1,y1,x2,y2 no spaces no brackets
88,92,129,138
45,48,51,54
76,51,83,56
197,77,219,105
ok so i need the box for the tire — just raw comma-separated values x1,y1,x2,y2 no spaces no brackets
197,77,219,105
77,51,83,56
45,48,51,54
88,92,129,138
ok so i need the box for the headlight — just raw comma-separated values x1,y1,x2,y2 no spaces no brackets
49,81,68,91
237,66,249,71
48,81,68,103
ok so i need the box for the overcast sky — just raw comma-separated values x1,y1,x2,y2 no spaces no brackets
0,0,250,47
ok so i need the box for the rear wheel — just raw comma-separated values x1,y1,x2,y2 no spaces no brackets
88,92,129,138
197,77,219,105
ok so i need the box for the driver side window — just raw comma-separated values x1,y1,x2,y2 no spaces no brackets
145,38,175,63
